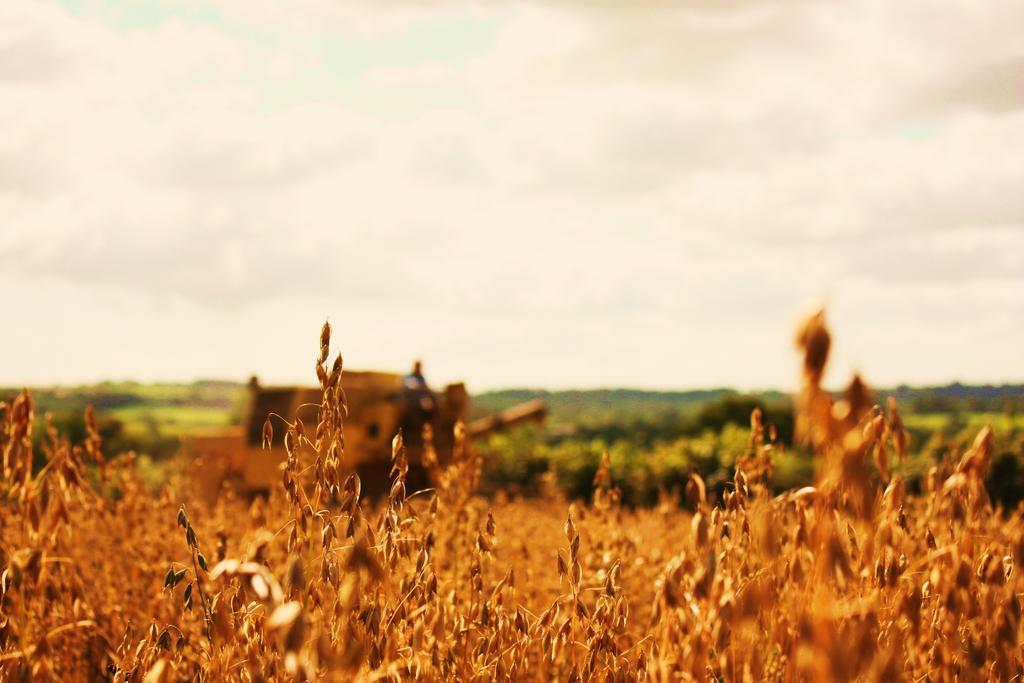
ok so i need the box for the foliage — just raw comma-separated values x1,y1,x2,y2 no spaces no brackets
481,424,757,504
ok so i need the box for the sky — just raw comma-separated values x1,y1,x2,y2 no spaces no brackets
1,0,1022,392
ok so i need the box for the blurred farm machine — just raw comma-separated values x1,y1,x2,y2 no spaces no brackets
183,365,547,500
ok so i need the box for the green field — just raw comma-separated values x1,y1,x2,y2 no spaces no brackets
109,404,237,436
903,411,1024,433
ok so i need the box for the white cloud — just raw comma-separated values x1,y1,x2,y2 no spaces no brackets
363,63,456,86
0,0,1021,390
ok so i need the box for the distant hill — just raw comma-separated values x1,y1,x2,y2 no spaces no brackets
472,383,1024,423
6,380,1020,420
475,387,738,407
880,383,1024,411
471,388,785,424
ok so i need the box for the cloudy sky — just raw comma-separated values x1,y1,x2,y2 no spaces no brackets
1,0,1022,391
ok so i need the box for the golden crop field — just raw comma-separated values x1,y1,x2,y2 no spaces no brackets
2,313,1021,682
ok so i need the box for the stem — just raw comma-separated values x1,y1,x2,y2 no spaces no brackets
191,547,214,646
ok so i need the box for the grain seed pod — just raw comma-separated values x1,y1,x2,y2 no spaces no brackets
686,473,707,510
958,426,994,477
392,431,404,463
795,309,831,386
330,353,343,386
564,516,577,543
267,601,303,632
886,397,908,461
143,659,170,683
1012,536,1024,570
793,486,818,505
319,320,331,366
261,417,273,450
692,512,709,548
476,532,492,553
173,569,186,587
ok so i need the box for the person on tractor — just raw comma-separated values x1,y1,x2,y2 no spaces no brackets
400,360,436,450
